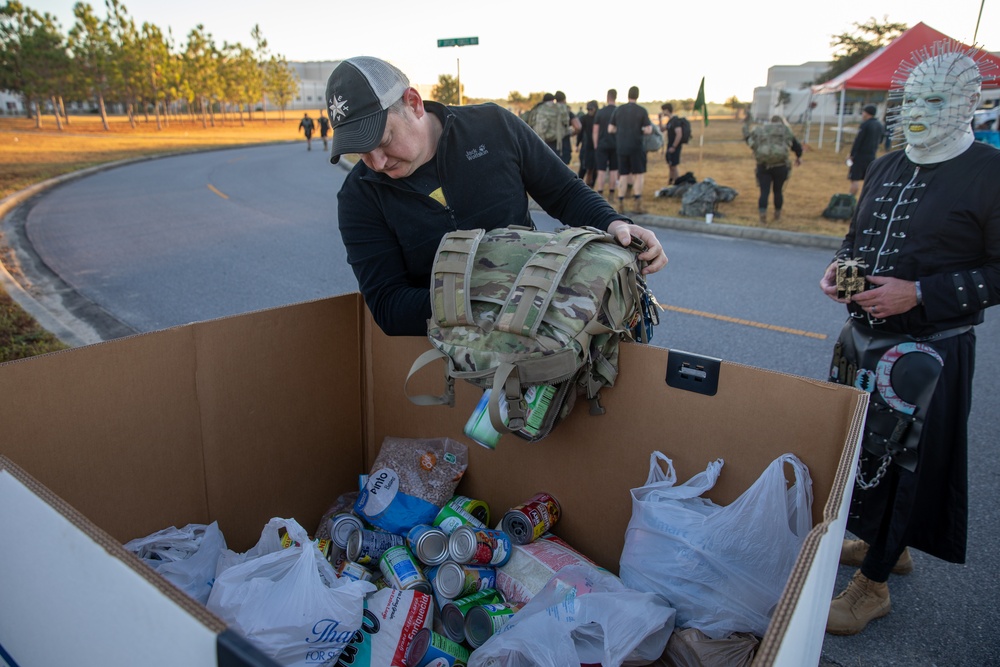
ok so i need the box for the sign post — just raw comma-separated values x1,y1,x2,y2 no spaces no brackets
436,37,479,105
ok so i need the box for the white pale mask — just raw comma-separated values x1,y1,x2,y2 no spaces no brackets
901,52,981,163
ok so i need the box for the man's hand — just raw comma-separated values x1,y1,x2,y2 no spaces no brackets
820,261,849,303
851,275,920,318
608,220,668,274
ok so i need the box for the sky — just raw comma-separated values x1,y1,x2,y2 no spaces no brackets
28,0,999,104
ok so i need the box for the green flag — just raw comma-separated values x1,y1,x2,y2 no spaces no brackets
693,77,708,126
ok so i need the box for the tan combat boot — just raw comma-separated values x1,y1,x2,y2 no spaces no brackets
773,209,782,222
617,197,627,214
758,208,767,224
840,539,914,575
826,570,891,635
633,197,645,215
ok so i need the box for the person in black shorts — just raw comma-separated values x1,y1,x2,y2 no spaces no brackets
660,103,684,185
577,100,598,187
608,86,652,214
318,112,331,151
298,113,315,151
593,89,618,202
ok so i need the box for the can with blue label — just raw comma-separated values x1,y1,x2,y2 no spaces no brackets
378,544,431,594
431,560,497,600
404,627,470,667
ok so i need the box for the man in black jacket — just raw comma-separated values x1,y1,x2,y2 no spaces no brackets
327,57,667,336
847,104,884,196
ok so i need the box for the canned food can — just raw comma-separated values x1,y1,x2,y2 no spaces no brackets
407,524,450,566
346,528,405,566
500,492,561,545
463,602,521,649
440,588,504,643
378,545,431,594
431,560,497,600
433,500,486,536
448,526,512,566
449,495,491,525
327,512,365,550
404,626,470,667
337,559,374,583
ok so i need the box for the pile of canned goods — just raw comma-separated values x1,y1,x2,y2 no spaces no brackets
320,491,563,663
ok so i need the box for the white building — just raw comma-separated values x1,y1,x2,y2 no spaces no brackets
751,61,849,125
288,61,435,112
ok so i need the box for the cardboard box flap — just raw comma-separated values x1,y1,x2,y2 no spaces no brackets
0,296,366,551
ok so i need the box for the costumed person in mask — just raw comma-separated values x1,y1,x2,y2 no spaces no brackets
819,44,1000,635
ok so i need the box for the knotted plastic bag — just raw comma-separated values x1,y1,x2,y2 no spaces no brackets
124,521,226,605
619,452,812,639
207,517,374,666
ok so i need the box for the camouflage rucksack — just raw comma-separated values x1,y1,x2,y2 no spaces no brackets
532,102,569,149
749,123,793,167
406,226,657,441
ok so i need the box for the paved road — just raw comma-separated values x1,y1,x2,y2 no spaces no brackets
2,143,998,666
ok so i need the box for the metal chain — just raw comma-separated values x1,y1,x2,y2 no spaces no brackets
856,453,892,490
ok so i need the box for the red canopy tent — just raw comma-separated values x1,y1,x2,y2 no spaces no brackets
809,22,1000,150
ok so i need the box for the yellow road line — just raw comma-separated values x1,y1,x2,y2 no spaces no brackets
662,304,827,340
207,184,229,200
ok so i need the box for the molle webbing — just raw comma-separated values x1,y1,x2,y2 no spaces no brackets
432,229,485,327
497,227,604,337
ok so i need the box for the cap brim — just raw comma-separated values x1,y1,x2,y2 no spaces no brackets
329,110,388,165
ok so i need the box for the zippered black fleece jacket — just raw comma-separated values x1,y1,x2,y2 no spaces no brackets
337,101,628,336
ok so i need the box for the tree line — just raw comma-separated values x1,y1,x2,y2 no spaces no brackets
0,0,301,130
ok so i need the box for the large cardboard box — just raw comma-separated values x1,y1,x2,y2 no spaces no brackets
0,294,866,667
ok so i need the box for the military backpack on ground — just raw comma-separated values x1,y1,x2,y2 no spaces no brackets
822,193,857,220
406,226,658,441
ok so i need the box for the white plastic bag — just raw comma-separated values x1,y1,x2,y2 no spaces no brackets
619,452,813,639
124,521,227,605
206,518,374,667
468,564,676,667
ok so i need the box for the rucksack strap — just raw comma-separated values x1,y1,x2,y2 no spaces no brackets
403,348,456,407
488,362,527,432
497,227,605,337
431,229,485,328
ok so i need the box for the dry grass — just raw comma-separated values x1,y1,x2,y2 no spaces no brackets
0,112,304,200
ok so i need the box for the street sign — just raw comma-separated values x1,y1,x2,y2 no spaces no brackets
437,37,479,47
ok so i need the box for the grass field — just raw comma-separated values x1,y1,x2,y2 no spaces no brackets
0,110,865,361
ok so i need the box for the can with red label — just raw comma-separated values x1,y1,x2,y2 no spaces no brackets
346,528,405,566
500,492,561,545
407,524,450,566
463,601,522,649
439,587,504,643
430,560,497,600
448,525,512,566
378,544,431,594
404,627,470,667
